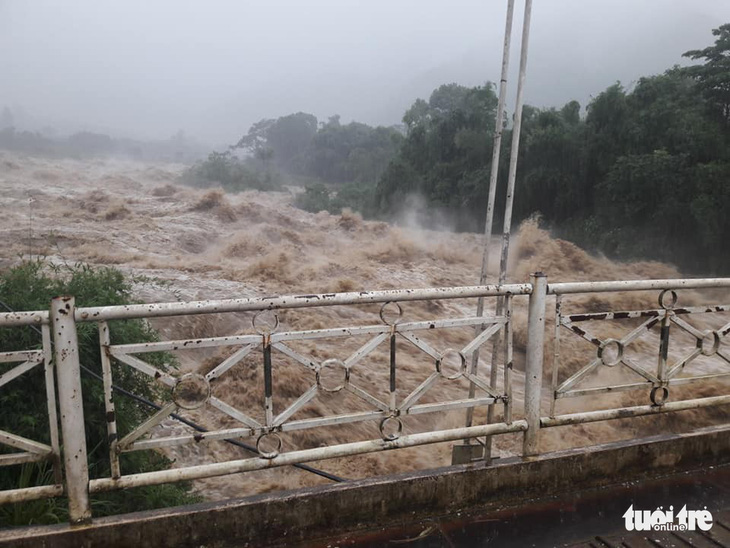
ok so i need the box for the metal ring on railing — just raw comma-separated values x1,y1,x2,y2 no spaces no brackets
598,339,624,367
699,330,720,357
252,310,280,335
379,302,403,326
436,348,467,380
379,416,403,441
256,432,283,459
316,358,348,393
172,373,211,410
658,290,678,310
650,386,669,406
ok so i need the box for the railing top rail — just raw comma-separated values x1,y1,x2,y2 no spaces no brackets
74,284,533,322
0,310,49,327
548,278,730,296
4,278,729,325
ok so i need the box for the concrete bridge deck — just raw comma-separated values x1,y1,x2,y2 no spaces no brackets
1,424,728,548
315,464,730,547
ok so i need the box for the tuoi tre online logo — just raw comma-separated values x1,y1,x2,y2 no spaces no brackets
623,505,713,532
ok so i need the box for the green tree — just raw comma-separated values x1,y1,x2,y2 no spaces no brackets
294,183,331,213
375,82,499,229
181,151,281,192
233,112,318,172
627,68,726,163
516,102,588,222
306,118,402,184
690,161,730,272
585,83,632,183
683,23,730,124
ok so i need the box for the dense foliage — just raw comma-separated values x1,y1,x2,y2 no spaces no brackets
182,151,283,192
183,112,403,212
229,112,403,186
374,24,730,273
186,22,730,274
375,82,500,230
683,23,730,124
0,261,197,526
303,115,403,185
294,180,377,216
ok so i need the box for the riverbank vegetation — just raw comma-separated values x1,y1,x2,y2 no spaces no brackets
0,261,198,527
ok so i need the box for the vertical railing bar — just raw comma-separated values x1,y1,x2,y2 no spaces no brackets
482,320,502,460
98,320,120,479
41,323,62,484
51,296,91,524
389,329,397,412
263,336,273,427
550,295,562,418
523,273,547,457
503,294,513,426
658,309,670,384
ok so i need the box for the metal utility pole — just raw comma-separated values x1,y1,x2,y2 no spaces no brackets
498,0,532,286
460,0,515,457
457,0,533,463
475,0,515,294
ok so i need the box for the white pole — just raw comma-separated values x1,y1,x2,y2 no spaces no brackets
51,296,92,524
497,0,532,285
463,0,516,450
476,0,515,291
523,272,546,457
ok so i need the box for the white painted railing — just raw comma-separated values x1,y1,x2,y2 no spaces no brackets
0,275,728,524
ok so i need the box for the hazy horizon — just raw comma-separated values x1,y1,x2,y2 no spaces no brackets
1,0,728,146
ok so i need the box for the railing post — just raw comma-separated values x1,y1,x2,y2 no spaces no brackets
51,296,92,524
523,272,547,457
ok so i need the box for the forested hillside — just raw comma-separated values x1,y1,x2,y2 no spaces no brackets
376,23,730,273
185,23,730,274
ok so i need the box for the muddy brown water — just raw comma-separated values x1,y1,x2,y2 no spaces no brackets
1,151,728,501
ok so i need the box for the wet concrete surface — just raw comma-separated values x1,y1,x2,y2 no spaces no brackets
3,428,729,548
304,465,730,548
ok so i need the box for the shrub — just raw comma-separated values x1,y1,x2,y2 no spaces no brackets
0,260,198,527
294,183,331,213
329,181,376,217
294,181,376,216
181,152,282,192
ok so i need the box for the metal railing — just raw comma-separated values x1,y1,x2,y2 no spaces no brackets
82,283,529,504
0,312,64,506
1,274,729,524
542,278,730,428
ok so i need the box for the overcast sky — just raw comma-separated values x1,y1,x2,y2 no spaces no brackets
1,0,728,145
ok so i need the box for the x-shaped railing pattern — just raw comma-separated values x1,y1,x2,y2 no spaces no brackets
550,292,730,415
5,279,730,524
101,304,511,464
0,324,61,480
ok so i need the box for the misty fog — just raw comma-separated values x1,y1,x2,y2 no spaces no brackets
3,2,730,536
1,0,728,145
